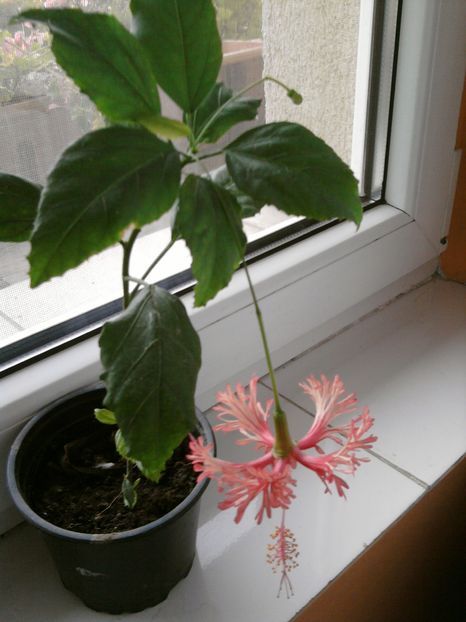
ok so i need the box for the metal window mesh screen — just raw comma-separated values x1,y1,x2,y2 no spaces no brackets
0,0,365,356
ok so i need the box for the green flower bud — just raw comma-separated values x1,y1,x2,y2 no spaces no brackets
287,89,303,105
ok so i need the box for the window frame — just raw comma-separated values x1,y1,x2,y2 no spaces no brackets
1,0,464,440
0,0,397,375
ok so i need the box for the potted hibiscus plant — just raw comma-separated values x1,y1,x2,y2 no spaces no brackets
1,0,376,613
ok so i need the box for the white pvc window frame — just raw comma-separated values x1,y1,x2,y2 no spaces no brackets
1,0,464,438
351,0,375,188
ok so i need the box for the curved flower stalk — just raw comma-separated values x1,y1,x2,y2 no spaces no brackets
188,374,376,593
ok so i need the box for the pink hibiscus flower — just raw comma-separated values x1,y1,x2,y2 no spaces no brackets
188,374,376,595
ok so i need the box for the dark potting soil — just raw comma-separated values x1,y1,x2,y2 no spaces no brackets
32,426,197,534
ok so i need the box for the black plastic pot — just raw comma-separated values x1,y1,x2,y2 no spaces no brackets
7,384,214,614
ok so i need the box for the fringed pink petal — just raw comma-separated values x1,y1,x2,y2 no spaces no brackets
213,376,275,449
293,405,376,497
298,374,360,450
218,460,297,524
188,436,296,523
293,449,351,497
187,435,241,483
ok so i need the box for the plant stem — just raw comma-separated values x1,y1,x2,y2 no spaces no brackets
119,230,140,498
189,134,294,454
125,275,151,288
142,237,176,281
131,237,177,300
264,75,299,94
193,75,300,147
242,263,280,408
242,262,294,457
176,150,195,165
196,149,225,162
120,229,140,309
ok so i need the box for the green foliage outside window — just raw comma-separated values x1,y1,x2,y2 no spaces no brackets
214,0,262,40
0,1,130,113
0,0,261,123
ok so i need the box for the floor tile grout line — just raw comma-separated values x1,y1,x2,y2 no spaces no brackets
258,378,315,418
365,450,429,489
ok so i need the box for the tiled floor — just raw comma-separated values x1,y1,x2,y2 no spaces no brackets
0,277,464,621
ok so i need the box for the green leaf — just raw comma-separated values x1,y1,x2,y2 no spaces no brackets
94,408,117,425
100,285,201,481
176,175,246,307
122,475,140,510
115,429,128,458
0,174,41,242
29,126,180,287
225,122,362,225
131,0,222,112
115,429,148,477
141,115,191,140
211,166,265,218
190,83,261,144
18,9,160,122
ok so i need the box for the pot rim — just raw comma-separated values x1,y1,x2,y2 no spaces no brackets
7,383,215,543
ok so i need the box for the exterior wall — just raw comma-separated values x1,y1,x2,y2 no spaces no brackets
262,0,360,164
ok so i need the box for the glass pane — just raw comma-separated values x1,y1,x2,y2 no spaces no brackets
0,0,390,361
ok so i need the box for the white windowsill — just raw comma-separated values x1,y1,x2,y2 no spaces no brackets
1,276,464,621
0,202,437,436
